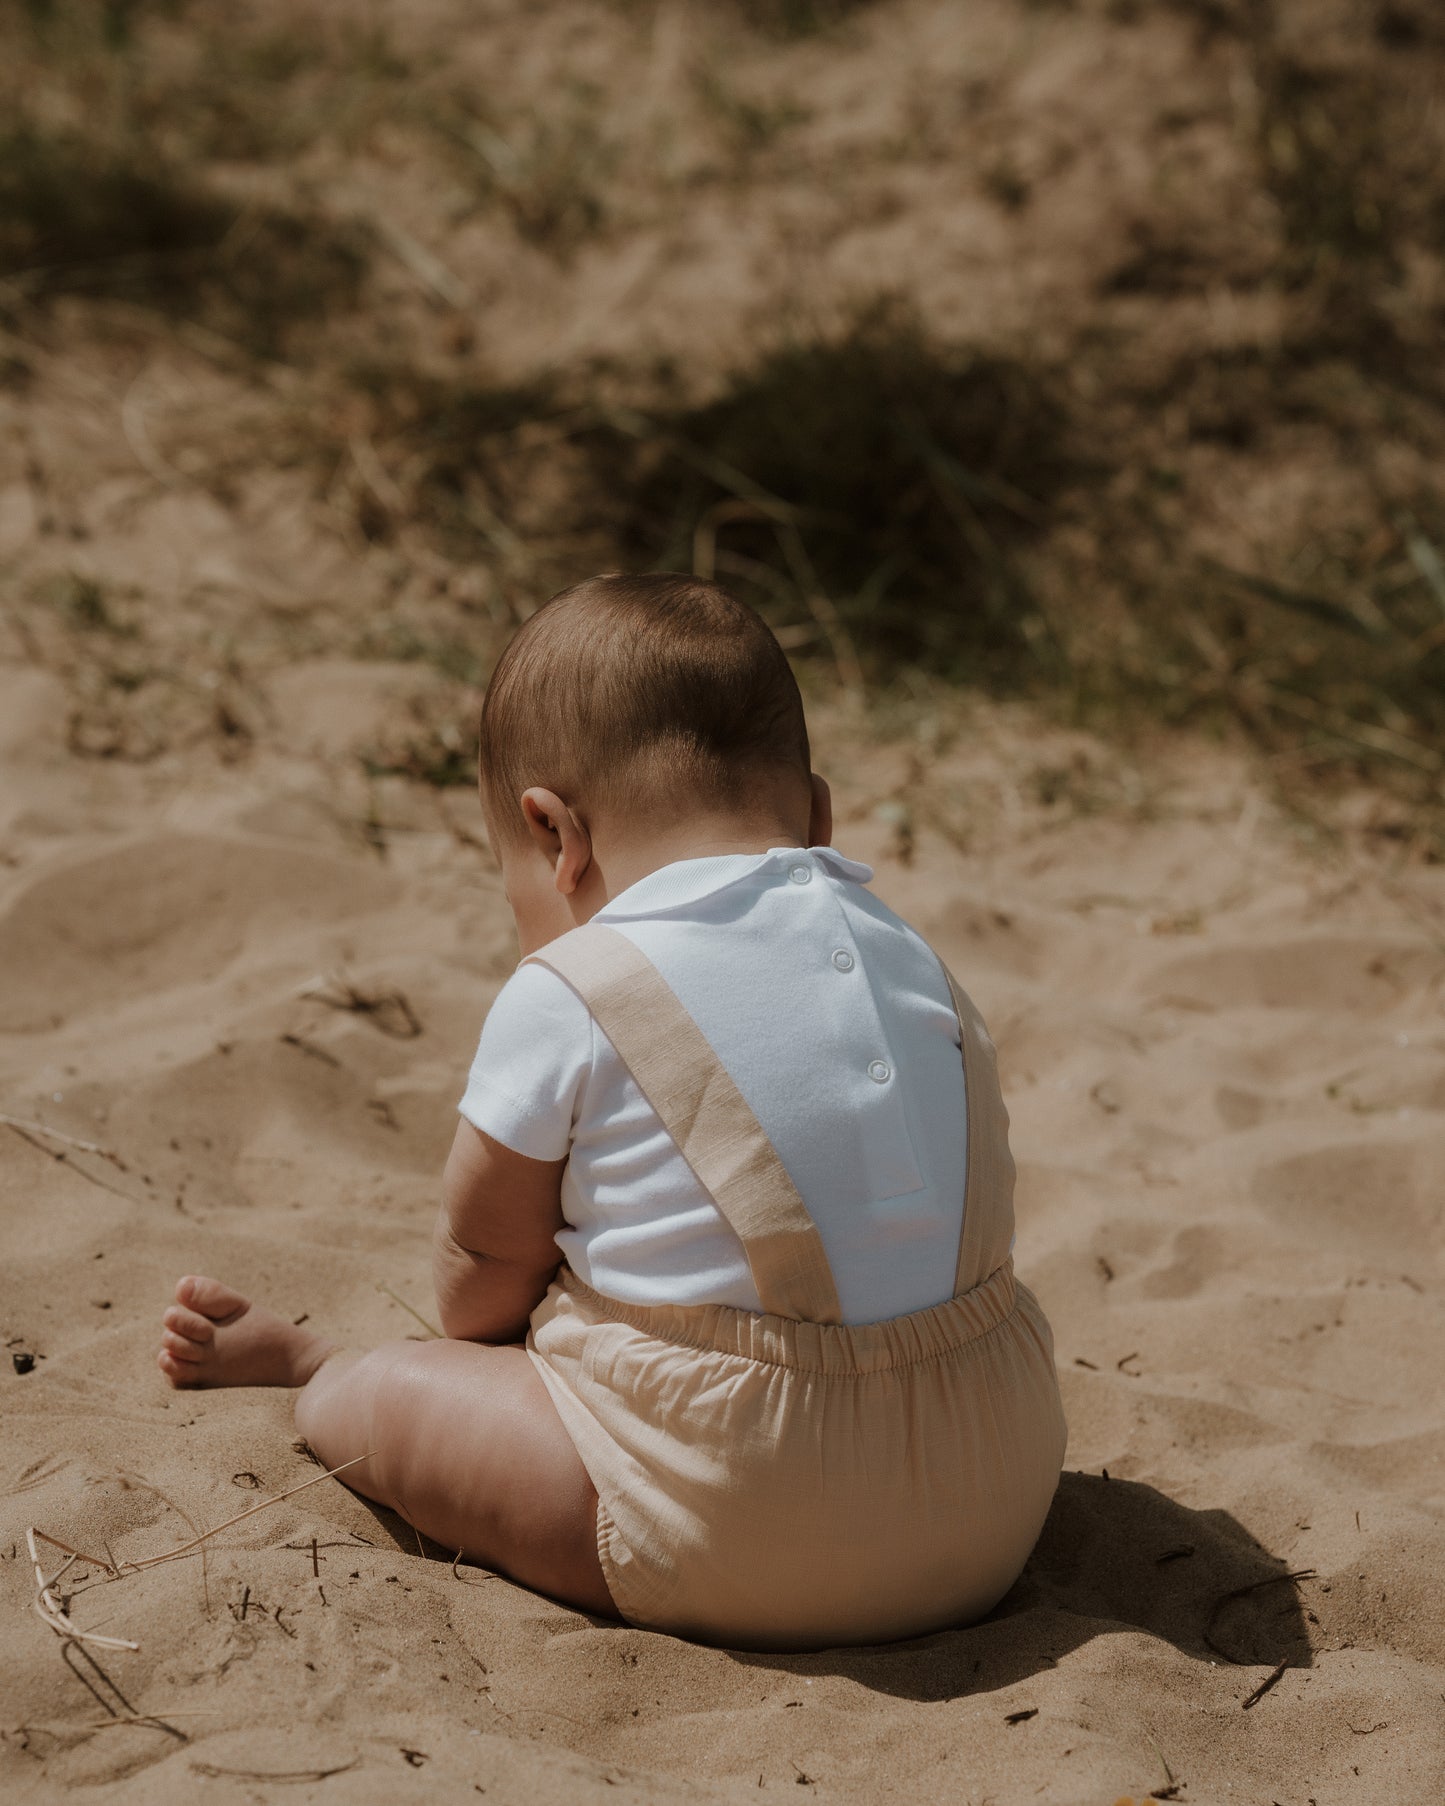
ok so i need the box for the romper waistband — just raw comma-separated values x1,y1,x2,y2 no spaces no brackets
554,1257,1018,1376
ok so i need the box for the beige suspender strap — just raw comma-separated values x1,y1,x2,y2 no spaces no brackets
939,961,1018,1297
528,923,845,1326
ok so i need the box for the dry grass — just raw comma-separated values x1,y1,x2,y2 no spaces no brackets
584,306,1082,678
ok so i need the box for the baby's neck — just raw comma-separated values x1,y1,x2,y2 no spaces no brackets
590,813,811,907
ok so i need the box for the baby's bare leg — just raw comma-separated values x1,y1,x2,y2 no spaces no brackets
159,1276,613,1619
295,1337,615,1616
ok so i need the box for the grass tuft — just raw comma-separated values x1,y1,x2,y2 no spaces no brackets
593,308,1083,680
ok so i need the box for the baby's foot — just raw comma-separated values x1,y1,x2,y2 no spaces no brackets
158,1276,336,1390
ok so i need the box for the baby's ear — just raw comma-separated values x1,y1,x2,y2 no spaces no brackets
520,787,565,857
808,772,833,848
521,787,592,893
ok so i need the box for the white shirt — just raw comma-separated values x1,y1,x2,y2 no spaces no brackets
458,847,968,1325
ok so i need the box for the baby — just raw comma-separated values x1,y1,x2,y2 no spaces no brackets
158,573,1066,1649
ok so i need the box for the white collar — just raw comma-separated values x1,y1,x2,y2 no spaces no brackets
596,846,874,922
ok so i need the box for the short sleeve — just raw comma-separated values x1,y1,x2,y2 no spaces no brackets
458,962,592,1161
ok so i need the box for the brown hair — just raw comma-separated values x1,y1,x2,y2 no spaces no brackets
478,572,811,840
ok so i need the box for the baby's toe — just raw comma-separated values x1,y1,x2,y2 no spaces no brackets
176,1275,250,1322
164,1304,215,1342
161,1328,204,1360
158,1348,199,1388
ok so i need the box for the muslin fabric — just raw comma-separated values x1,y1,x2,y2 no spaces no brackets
525,924,1066,1650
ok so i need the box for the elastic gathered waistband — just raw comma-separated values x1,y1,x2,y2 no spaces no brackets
554,1257,1018,1375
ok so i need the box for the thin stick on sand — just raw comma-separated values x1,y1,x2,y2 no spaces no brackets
0,1113,123,1161
85,1708,217,1728
1242,1659,1290,1710
2,1119,142,1203
14,1709,215,1733
450,1547,497,1587
120,1453,375,1573
117,1470,212,1614
27,1530,118,1576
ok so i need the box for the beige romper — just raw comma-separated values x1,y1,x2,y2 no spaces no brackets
525,923,1067,1651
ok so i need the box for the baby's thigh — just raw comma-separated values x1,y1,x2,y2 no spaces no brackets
300,1338,611,1616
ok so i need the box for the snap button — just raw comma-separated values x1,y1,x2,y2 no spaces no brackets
831,949,855,972
868,1059,891,1084
788,863,812,885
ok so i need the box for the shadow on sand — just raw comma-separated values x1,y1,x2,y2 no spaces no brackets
728,1471,1316,1701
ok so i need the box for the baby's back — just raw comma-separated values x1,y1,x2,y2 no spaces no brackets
461,846,970,1325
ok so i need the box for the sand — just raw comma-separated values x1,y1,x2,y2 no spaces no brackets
2,668,1442,1805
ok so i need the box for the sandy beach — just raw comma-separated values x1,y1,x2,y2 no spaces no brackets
4,0,1444,1795
3,669,1442,1803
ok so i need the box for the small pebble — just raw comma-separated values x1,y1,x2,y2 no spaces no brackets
13,1351,35,1375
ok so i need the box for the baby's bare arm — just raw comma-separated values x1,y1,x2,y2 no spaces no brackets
434,1120,566,1344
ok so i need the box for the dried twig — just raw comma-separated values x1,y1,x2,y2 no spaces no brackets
191,1759,359,1783
121,1453,375,1574
0,1114,120,1161
4,1454,69,1498
26,1529,115,1573
450,1548,498,1588
1144,1726,1178,1793
116,1706,213,1729
1241,1660,1289,1710
19,1708,212,1732
27,1529,137,1653
25,1453,374,1657
0,1112,144,1199
118,1471,212,1614
281,1537,373,1555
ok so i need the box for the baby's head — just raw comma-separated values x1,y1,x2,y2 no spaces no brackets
478,572,829,948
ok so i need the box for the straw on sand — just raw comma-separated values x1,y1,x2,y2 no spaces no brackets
27,1530,137,1653
26,1452,374,1654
